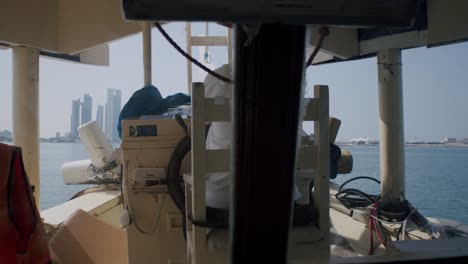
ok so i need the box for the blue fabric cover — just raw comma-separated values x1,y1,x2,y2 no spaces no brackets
117,85,190,138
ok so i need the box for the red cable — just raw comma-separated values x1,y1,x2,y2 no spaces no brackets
306,27,330,67
374,219,387,248
371,203,388,249
368,208,374,255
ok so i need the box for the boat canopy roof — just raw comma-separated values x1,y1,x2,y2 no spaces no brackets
0,0,467,65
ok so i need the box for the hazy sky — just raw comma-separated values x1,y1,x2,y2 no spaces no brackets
1,22,468,141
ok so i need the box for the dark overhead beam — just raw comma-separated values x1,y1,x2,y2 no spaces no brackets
122,0,420,28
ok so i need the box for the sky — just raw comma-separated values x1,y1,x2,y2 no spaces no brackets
1,22,468,141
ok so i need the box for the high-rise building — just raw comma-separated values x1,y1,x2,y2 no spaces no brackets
70,99,81,139
81,94,92,125
105,89,122,142
96,105,104,129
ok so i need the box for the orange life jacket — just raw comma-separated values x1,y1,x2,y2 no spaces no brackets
0,143,50,264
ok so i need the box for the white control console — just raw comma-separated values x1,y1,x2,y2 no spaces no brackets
120,117,190,264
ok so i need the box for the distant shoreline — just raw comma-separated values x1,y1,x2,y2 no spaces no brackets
2,140,468,148
337,143,468,148
405,143,468,148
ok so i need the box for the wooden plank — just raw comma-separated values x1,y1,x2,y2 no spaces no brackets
185,229,193,263
303,98,319,121
191,36,228,46
206,149,230,173
190,82,207,264
205,98,231,122
296,145,317,170
359,30,428,56
184,150,230,182
288,226,329,262
184,182,194,261
309,27,358,60
313,85,330,254
428,0,468,47
41,191,122,226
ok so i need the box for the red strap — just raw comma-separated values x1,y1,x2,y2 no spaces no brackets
8,150,37,254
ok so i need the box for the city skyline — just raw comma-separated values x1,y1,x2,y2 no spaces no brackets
70,99,81,139
96,105,104,129
105,88,122,142
1,23,468,141
81,94,92,125
67,91,120,142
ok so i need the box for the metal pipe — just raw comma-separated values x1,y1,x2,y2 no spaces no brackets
377,49,405,203
12,47,40,208
142,22,152,86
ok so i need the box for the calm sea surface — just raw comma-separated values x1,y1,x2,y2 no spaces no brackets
39,143,468,224
40,143,92,210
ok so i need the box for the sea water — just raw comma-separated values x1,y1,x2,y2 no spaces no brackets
40,143,92,210
39,143,468,225
332,145,468,225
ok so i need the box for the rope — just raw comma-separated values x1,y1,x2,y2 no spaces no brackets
154,22,233,84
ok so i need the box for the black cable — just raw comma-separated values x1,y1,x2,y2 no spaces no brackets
338,176,381,192
167,114,190,214
166,115,230,240
335,176,381,209
174,114,189,135
166,116,191,240
154,22,233,83
167,135,190,214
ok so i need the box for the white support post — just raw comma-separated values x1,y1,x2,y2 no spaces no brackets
12,47,40,208
377,49,405,204
313,85,330,246
186,23,193,95
190,82,207,263
142,22,152,86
